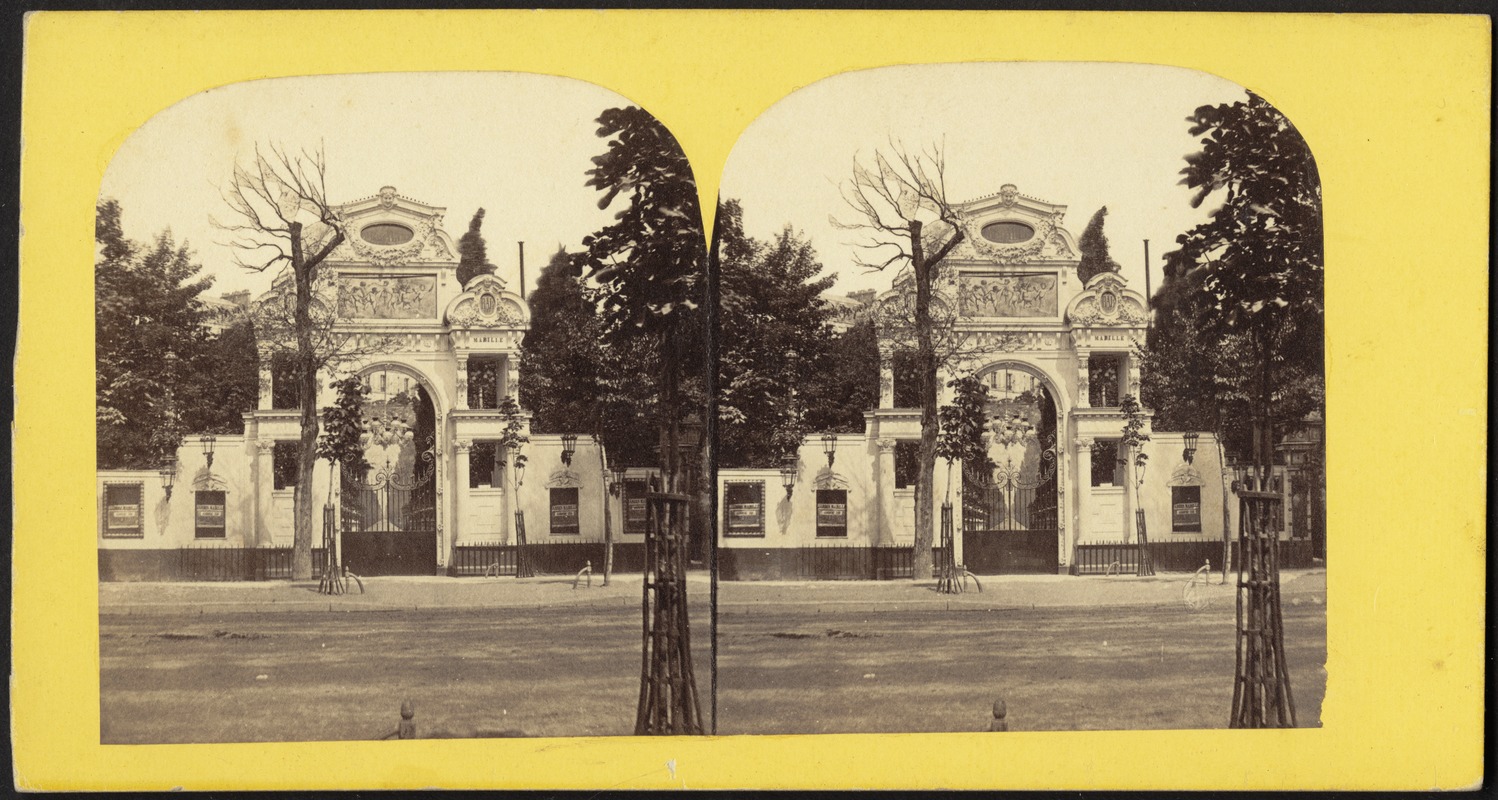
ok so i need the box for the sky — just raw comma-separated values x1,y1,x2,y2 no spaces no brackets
720,62,1251,298
100,72,637,299
102,65,1252,304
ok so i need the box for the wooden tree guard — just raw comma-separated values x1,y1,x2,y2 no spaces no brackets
634,491,704,735
318,504,346,594
936,501,960,594
514,510,534,579
1230,490,1297,728
1135,509,1155,577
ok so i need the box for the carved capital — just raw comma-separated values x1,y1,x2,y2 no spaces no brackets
1074,437,1094,450
255,439,278,454
876,438,898,454
454,439,472,454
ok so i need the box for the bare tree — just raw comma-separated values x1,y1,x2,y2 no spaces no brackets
833,141,966,581
215,144,349,581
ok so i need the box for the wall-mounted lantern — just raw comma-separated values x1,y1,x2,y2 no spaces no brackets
1226,454,1247,493
821,433,838,469
779,456,799,499
159,456,177,500
514,457,527,488
560,433,578,467
200,434,217,470
608,458,628,496
1182,432,1199,465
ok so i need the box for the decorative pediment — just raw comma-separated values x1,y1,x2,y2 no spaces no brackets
312,186,458,268
546,467,583,488
445,274,530,330
1169,463,1205,486
191,467,229,492
813,468,850,490
1066,272,1147,327
940,185,1080,266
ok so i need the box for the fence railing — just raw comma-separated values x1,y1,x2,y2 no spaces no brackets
1072,542,1141,575
176,546,324,581
790,545,947,581
449,544,518,576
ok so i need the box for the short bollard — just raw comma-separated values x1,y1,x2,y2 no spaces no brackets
398,700,416,739
573,560,593,590
988,698,1008,732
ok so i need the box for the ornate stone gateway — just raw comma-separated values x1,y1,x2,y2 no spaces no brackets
341,379,438,575
961,374,1060,573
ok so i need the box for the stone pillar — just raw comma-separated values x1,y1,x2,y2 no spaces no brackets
1076,350,1091,409
455,357,469,410
875,438,897,545
453,439,471,547
1126,352,1142,399
254,439,276,546
1073,437,1093,549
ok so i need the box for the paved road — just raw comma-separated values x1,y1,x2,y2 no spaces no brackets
99,569,1327,615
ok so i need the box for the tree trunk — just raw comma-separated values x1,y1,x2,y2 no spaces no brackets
291,224,317,581
910,221,937,581
600,441,614,586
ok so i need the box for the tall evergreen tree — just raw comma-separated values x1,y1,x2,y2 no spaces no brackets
1076,206,1122,285
456,208,495,288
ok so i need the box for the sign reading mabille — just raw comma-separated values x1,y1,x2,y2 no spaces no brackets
958,273,1058,318
338,275,437,319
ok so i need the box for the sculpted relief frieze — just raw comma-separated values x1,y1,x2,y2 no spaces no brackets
957,273,1059,318
338,275,437,319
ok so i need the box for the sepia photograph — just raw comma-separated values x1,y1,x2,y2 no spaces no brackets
712,62,1325,734
13,7,1486,791
95,72,712,742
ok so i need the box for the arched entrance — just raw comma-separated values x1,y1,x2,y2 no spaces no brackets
341,365,439,575
962,363,1061,573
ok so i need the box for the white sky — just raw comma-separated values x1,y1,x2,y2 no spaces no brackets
102,65,1251,304
720,62,1251,297
101,72,637,299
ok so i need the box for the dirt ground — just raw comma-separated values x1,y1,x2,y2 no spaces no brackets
100,599,1323,742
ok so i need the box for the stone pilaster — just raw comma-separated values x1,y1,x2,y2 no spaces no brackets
1073,437,1093,549
875,437,898,545
878,349,895,409
254,439,276,546
1076,350,1091,409
453,439,471,545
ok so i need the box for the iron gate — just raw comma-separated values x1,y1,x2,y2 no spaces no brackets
341,439,437,576
962,434,1059,574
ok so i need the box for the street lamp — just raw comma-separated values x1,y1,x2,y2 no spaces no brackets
609,459,628,496
779,456,799,500
1182,432,1199,465
159,456,177,500
821,433,838,469
560,433,578,467
200,434,217,470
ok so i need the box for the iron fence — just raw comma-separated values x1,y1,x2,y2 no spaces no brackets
176,546,324,581
790,545,946,581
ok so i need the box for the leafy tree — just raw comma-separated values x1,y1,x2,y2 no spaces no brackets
314,375,370,594
1076,206,1122,285
582,106,707,492
456,208,495,288
581,105,707,735
1169,92,1323,481
801,319,880,436
833,142,967,580
95,200,214,469
715,199,838,468
183,317,260,436
936,373,993,501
